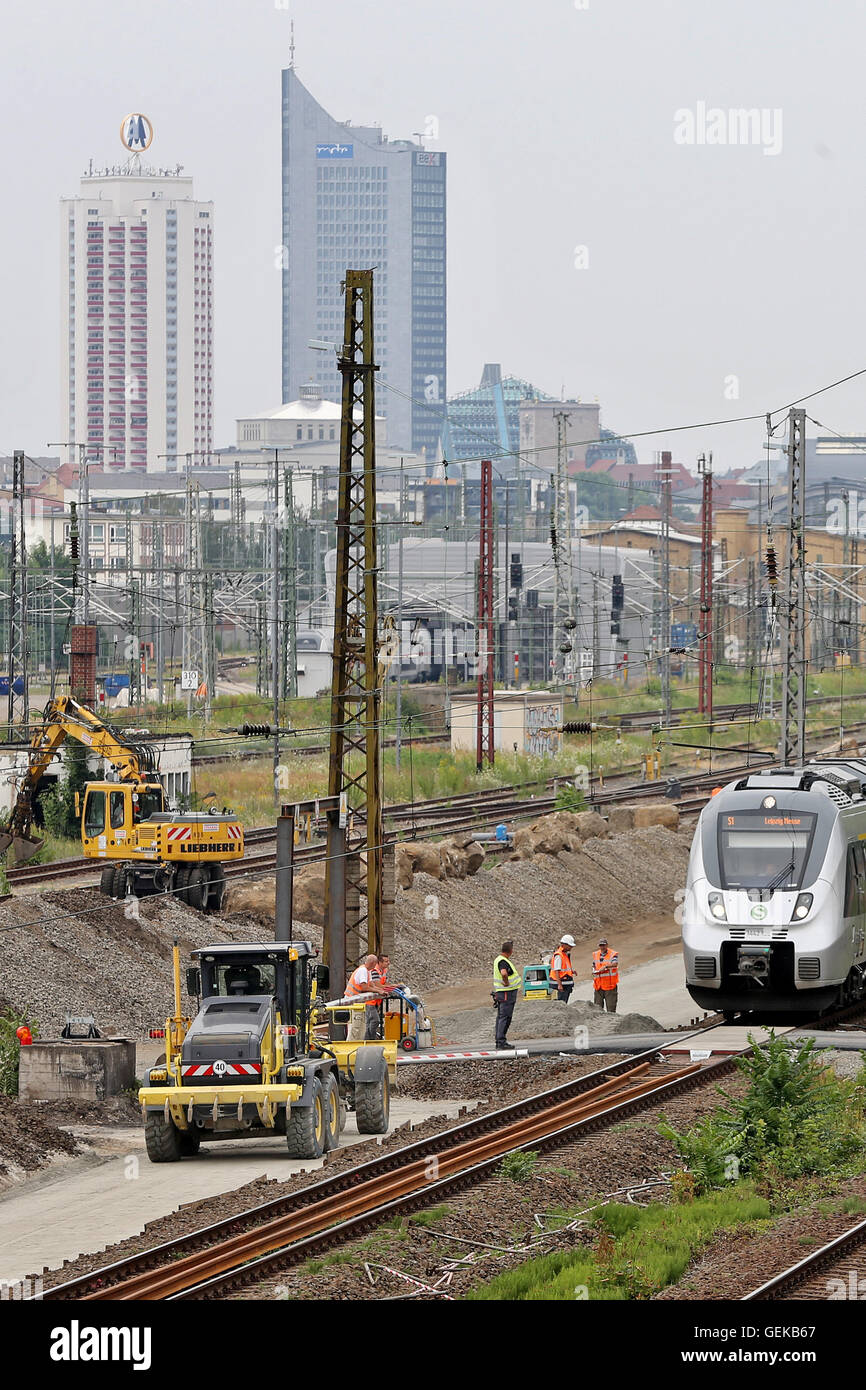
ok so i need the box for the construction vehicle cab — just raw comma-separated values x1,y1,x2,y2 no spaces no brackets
140,941,395,1164
0,696,243,908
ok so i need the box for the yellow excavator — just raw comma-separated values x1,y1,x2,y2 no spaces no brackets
0,696,243,910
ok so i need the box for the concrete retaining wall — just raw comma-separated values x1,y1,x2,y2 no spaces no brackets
18,1039,136,1103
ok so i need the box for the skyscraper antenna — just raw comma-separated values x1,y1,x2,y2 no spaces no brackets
289,19,295,68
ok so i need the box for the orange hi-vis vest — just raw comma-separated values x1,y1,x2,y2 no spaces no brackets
550,948,573,982
592,948,619,991
345,965,372,998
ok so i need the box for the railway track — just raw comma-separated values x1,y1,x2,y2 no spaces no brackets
192,731,448,766
743,1216,866,1300
43,1045,735,1302
9,728,859,889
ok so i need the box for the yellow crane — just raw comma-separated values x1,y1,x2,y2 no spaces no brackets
0,696,243,910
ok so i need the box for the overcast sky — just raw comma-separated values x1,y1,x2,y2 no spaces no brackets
2,0,865,472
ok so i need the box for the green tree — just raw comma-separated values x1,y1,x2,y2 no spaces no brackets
39,742,91,839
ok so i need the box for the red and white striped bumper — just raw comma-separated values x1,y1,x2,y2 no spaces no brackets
181,1062,262,1078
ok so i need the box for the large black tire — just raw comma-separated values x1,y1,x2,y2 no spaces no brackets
186,865,209,912
209,863,226,911
355,1071,390,1135
285,1079,325,1160
174,865,191,905
322,1071,340,1151
179,1129,201,1156
111,864,128,900
99,865,115,897
144,1113,183,1163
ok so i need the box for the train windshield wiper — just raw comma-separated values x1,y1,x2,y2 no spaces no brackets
764,860,795,891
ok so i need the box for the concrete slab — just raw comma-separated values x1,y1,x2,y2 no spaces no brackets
662,1023,795,1055
614,953,697,1029
0,1096,476,1287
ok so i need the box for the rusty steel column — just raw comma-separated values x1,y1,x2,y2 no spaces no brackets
274,809,295,942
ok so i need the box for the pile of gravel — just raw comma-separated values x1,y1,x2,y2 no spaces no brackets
1,824,687,1040
434,996,663,1046
392,825,688,994
0,888,268,1039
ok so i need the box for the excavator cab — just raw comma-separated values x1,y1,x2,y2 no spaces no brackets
81,782,166,857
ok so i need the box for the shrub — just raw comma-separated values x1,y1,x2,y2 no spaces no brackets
500,1150,539,1183
660,1033,866,1190
39,742,90,839
555,784,586,812
0,1007,39,1096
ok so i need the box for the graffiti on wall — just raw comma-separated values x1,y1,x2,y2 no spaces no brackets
525,702,563,758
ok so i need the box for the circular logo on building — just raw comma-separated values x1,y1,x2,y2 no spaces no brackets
212,1059,228,1077
120,113,153,152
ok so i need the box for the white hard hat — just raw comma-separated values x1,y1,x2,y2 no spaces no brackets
560,934,576,947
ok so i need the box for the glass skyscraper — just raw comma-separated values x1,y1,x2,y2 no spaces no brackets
280,68,446,456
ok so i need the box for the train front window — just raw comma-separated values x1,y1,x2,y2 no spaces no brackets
718,811,816,890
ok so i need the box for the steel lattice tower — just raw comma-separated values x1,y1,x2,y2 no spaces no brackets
551,411,573,682
324,269,384,982
6,451,29,734
697,453,713,718
476,458,495,770
779,408,807,765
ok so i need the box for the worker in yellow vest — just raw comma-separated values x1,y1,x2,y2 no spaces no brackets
550,934,576,1003
492,940,520,1050
592,938,619,1012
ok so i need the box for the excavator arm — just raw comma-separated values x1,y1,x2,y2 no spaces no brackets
0,696,159,862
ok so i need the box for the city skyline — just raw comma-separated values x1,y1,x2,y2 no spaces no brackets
3,0,866,473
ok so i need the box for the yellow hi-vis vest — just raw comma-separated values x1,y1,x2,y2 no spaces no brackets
493,954,520,992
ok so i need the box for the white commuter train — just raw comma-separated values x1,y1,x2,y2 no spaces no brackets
683,761,866,1016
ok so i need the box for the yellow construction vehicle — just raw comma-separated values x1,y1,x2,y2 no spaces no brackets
0,696,243,909
140,940,395,1161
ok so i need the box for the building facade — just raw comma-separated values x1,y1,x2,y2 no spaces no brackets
61,158,213,472
280,68,446,455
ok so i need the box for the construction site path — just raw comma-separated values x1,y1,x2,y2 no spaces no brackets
0,1097,476,1286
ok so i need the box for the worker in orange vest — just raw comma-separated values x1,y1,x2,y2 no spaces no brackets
549,934,576,1003
366,953,392,1040
592,938,619,1013
345,954,393,1041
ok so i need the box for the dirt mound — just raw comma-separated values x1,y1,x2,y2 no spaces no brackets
395,824,689,994
434,996,663,1046
0,824,688,1039
0,888,267,1039
0,1096,80,1180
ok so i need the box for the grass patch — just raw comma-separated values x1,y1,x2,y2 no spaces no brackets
467,1188,770,1301
500,1151,539,1183
409,1204,452,1228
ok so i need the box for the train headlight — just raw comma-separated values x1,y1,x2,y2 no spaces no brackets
708,891,727,921
762,795,777,809
792,892,813,921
